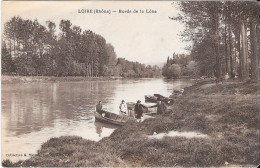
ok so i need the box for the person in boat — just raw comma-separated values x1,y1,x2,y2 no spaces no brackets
119,100,127,115
134,100,145,119
96,101,103,115
150,98,167,115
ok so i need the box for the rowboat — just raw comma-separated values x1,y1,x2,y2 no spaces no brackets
145,94,174,105
145,95,157,103
153,94,165,99
94,111,135,126
173,89,185,95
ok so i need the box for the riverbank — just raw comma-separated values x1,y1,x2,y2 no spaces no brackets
1,75,123,84
3,79,259,167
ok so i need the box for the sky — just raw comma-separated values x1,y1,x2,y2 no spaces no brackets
1,1,189,66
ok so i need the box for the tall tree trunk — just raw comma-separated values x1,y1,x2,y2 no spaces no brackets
228,24,234,78
87,64,89,77
235,27,242,78
9,39,12,55
91,59,94,77
88,63,91,77
214,11,222,82
224,22,230,75
13,38,15,56
234,39,237,76
240,20,249,81
250,18,259,80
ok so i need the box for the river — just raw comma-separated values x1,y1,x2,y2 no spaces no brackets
1,78,192,161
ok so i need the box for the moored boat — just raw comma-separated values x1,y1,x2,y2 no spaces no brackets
173,89,184,96
145,95,157,103
94,111,135,126
145,94,174,105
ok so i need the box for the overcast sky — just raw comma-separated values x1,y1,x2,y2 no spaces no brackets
2,1,188,66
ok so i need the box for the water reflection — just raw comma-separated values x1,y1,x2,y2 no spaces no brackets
95,122,103,137
94,121,118,137
2,79,193,161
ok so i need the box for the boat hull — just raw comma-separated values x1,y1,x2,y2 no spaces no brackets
94,111,135,126
145,95,157,103
145,95,174,105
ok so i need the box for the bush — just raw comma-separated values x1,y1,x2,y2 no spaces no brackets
166,64,181,78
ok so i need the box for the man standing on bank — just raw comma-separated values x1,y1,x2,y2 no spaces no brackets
134,100,144,119
150,98,167,115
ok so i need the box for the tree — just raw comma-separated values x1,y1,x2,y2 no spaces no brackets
172,1,259,81
186,61,199,77
1,41,14,74
2,17,161,78
166,64,181,79
249,14,259,81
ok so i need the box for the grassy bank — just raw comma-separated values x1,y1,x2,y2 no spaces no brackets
1,75,121,84
3,80,259,167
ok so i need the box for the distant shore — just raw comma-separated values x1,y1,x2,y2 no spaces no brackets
3,79,259,167
1,75,124,84
1,75,194,84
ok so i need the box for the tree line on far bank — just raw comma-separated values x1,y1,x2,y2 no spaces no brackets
164,1,259,81
2,17,161,78
162,53,197,79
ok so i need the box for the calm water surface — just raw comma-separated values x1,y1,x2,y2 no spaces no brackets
1,78,192,161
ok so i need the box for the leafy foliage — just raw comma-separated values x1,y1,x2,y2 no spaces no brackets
2,17,161,78
172,1,259,81
162,53,195,78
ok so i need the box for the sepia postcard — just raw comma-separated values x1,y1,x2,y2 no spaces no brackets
1,0,259,167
